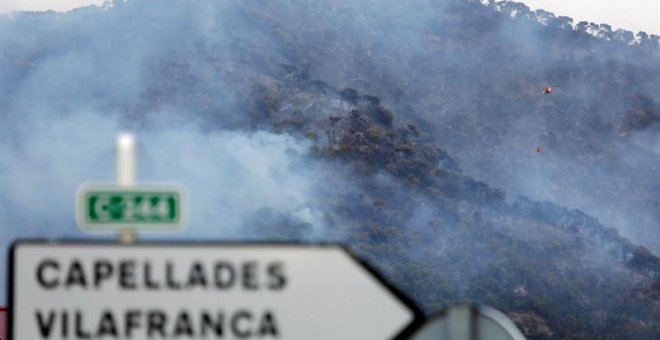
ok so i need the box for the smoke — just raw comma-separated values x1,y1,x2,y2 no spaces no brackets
0,107,329,300
0,0,332,301
266,0,660,252
0,0,658,308
138,123,327,239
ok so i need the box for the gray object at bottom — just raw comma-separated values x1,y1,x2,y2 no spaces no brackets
411,304,525,340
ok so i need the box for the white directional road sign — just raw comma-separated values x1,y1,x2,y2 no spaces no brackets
10,242,423,340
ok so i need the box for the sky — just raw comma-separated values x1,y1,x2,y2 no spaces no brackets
521,0,659,35
1,0,658,35
0,0,105,13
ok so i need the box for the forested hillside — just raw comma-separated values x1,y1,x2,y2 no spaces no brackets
0,0,658,338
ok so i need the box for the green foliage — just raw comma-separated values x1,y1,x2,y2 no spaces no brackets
373,106,394,126
248,72,659,340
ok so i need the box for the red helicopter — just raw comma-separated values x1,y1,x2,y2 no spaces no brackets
543,85,560,95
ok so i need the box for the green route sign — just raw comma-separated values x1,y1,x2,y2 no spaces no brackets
76,184,185,231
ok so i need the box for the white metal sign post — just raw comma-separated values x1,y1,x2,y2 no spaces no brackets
10,242,424,340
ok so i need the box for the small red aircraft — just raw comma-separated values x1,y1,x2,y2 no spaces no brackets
543,85,560,94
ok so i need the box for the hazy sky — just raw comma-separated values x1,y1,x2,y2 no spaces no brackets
0,0,658,34
0,0,105,13
521,0,659,35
